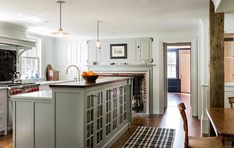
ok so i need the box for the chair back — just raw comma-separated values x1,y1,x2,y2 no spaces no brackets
228,97,234,108
177,103,189,148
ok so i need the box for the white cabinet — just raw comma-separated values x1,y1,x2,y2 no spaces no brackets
52,78,132,148
12,91,54,148
87,38,153,65
85,84,129,148
0,88,7,135
136,38,153,62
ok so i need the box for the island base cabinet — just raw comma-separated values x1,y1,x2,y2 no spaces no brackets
13,101,54,148
52,79,132,148
85,83,131,148
14,102,33,148
55,92,84,148
0,89,8,136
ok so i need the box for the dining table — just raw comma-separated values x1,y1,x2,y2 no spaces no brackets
206,108,234,141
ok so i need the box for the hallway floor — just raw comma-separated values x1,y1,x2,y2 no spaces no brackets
112,93,200,148
0,93,199,148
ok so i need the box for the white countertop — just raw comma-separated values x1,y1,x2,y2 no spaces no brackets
11,91,52,101
0,87,8,90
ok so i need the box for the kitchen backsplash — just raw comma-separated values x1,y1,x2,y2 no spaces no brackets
0,49,16,81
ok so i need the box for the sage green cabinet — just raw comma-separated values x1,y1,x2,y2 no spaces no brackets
12,91,53,148
52,78,132,148
85,83,130,148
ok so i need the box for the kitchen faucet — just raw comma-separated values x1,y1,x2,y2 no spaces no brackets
66,65,80,82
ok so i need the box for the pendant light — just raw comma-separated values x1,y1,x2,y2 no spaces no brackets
51,0,69,36
96,21,101,49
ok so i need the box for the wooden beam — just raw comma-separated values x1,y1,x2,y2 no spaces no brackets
209,0,224,108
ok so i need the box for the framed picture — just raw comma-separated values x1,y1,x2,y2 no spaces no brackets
110,44,127,59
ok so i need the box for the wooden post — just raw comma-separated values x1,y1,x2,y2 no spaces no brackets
209,0,224,108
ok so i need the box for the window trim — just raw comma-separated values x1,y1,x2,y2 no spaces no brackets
167,51,178,79
19,35,41,79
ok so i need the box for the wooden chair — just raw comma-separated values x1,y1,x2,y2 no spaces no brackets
228,97,234,108
228,97,234,147
177,103,224,148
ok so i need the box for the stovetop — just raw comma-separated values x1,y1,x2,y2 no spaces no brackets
0,83,39,88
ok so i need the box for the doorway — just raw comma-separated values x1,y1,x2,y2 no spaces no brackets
165,43,191,107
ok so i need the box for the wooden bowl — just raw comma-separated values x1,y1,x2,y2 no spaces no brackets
82,75,98,83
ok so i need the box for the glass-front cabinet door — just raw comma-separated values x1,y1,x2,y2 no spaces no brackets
85,81,129,148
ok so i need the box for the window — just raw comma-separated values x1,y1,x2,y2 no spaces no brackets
20,37,41,79
167,51,177,78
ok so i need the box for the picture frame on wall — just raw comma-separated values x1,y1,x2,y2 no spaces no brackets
110,44,127,59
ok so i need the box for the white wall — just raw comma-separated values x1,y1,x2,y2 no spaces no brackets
158,32,199,115
86,32,198,115
28,29,200,115
27,33,55,79
199,14,234,134
53,39,88,80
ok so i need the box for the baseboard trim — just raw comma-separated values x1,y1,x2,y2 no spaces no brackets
103,123,129,148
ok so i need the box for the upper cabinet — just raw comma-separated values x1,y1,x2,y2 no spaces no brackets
136,38,153,62
87,37,153,65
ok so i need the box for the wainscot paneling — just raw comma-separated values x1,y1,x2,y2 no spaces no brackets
54,39,88,80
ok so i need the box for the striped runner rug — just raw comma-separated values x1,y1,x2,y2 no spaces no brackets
122,127,175,148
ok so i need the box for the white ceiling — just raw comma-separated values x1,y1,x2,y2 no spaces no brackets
0,0,209,38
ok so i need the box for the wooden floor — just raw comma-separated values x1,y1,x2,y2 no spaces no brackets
0,93,199,148
112,92,200,148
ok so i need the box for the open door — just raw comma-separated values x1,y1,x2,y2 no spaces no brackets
163,43,168,111
179,50,191,93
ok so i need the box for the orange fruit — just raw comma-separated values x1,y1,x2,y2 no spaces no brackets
82,71,88,76
89,71,97,76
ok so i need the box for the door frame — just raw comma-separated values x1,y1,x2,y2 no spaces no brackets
163,42,195,113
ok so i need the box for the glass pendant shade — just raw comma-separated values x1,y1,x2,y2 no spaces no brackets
96,21,101,49
51,27,69,36
96,40,101,49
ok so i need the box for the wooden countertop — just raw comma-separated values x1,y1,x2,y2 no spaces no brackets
49,77,131,88
206,108,234,137
96,73,145,77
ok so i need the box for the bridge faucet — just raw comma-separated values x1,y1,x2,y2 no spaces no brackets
66,65,80,82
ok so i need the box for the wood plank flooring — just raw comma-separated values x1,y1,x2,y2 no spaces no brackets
0,93,199,148
112,93,200,148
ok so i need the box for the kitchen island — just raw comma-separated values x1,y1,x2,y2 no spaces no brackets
12,77,132,148
50,77,133,148
11,91,53,148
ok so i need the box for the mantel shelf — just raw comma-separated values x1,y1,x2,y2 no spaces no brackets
86,64,156,67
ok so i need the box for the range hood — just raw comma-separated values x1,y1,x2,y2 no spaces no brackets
0,36,35,50
0,21,36,50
